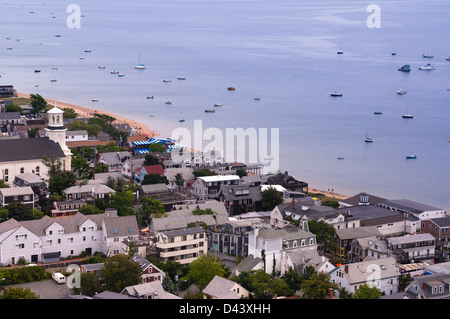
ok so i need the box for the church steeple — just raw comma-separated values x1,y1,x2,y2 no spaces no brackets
45,102,72,170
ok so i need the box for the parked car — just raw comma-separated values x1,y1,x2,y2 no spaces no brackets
52,272,66,284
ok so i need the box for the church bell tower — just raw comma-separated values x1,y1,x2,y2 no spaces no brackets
45,104,72,170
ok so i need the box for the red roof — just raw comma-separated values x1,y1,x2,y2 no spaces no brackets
143,164,164,176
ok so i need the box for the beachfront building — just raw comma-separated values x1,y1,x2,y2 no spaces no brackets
190,175,240,200
378,199,447,221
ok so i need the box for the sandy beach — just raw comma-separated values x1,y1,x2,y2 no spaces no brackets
16,92,159,137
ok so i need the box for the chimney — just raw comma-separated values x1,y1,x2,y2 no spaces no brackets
292,197,295,207
344,265,349,274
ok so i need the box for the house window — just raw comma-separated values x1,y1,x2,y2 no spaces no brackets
20,167,24,174
36,166,40,173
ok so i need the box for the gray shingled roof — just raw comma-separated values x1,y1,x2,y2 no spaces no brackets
235,254,263,272
121,281,181,299
151,201,229,232
202,275,241,299
16,212,137,237
0,137,65,162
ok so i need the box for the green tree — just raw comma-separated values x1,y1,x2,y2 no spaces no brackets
307,220,337,253
187,255,227,290
193,168,217,178
30,93,48,114
72,272,101,297
6,202,35,221
142,174,168,185
79,204,102,215
300,272,338,299
0,180,10,188
102,254,142,292
148,143,166,153
352,283,381,299
143,154,163,167
236,168,247,178
1,287,39,299
0,207,8,223
63,107,78,119
106,176,126,192
71,155,91,179
42,155,76,195
399,273,413,292
261,187,283,211
175,173,184,189
141,196,166,222
108,190,135,216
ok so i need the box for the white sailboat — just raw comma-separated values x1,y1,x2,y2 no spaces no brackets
402,104,413,119
135,54,146,69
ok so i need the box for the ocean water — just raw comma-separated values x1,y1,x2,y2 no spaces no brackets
1,0,449,210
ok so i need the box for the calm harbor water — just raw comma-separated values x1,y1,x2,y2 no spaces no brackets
1,0,449,210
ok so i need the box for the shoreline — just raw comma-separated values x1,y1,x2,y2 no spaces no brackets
14,92,350,201
16,92,160,137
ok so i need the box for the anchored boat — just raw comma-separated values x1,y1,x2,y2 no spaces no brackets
398,64,411,72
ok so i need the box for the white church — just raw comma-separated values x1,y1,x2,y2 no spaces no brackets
0,105,72,184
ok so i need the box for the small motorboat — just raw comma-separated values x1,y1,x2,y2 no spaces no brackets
337,50,344,54
205,109,215,113
214,103,222,107
227,87,235,91
337,157,344,160
50,79,57,82
406,155,417,159
446,57,450,61
98,66,106,69
177,76,186,80
365,137,373,143
55,35,62,37
392,51,397,56
85,50,92,53
91,99,99,102
423,53,434,58
149,114,155,117
254,97,261,100
135,64,145,69
419,63,435,70
397,89,407,95
402,114,413,119
165,101,172,105
179,119,185,122
146,96,154,99
163,79,172,83
110,70,119,74
330,91,343,97
34,70,41,73
79,57,85,60
117,74,125,77
374,111,383,115
398,64,411,72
